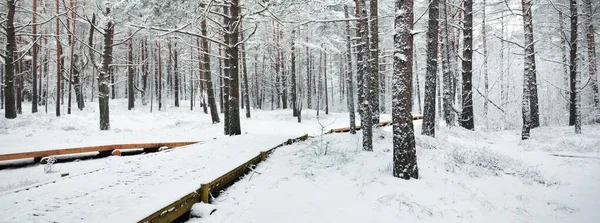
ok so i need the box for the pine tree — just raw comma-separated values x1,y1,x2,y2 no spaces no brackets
393,0,418,180
459,0,474,130
3,0,17,119
345,4,357,134
422,0,439,137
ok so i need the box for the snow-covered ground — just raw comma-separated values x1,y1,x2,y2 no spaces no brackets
204,123,600,223
1,100,599,222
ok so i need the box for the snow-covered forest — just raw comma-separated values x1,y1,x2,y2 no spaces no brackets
0,0,599,222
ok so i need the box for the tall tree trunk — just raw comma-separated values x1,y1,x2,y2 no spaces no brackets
291,29,298,117
422,0,439,137
128,33,135,110
324,48,329,115
482,0,488,129
569,0,581,133
460,0,474,130
200,15,220,123
228,0,242,135
307,35,312,110
356,0,373,151
174,44,180,107
223,6,231,135
157,41,163,111
55,0,61,117
67,0,76,114
559,12,569,112
219,45,224,113
583,0,599,108
441,0,454,126
369,0,380,124
4,0,17,119
98,8,114,130
32,0,38,113
521,0,535,139
393,0,418,180
241,25,251,118
344,5,357,134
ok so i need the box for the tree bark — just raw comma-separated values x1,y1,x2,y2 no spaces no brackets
422,0,439,137
569,0,581,134
345,5,357,134
520,0,535,139
369,0,380,124
393,0,418,180
32,0,38,113
459,0,474,130
4,0,17,119
228,0,242,135
55,0,61,117
356,0,373,151
128,33,135,110
200,14,221,124
98,8,114,130
291,29,298,117
583,0,599,108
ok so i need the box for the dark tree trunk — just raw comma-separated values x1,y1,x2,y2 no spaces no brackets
174,45,180,107
459,0,474,130
228,0,242,135
422,0,439,137
223,6,231,135
344,5,357,134
521,0,535,139
219,45,224,113
98,8,114,130
157,41,163,111
241,25,251,118
291,29,298,117
569,0,581,133
583,0,599,108
356,0,373,151
55,0,61,117
369,0,380,124
4,0,17,119
393,0,418,180
199,16,221,124
128,35,135,110
32,0,38,113
324,49,329,115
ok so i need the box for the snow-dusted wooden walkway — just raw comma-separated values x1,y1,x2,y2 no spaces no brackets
0,134,288,223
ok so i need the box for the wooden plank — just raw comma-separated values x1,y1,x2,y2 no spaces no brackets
0,141,199,162
137,192,199,223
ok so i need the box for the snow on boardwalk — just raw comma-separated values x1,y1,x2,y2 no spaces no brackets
0,134,288,223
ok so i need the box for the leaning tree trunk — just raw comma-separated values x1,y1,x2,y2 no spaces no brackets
240,24,251,118
460,0,474,130
200,13,220,123
4,0,17,119
422,0,439,137
344,5,357,134
393,0,418,180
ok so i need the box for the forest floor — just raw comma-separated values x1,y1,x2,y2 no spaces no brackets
1,100,599,222
199,120,600,223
